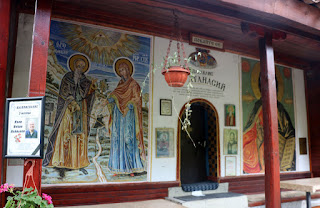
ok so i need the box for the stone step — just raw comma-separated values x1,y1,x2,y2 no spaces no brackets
167,192,248,208
168,183,228,198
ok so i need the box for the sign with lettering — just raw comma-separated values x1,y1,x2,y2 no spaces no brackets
190,33,224,51
3,97,45,158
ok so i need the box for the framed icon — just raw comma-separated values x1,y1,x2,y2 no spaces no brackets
3,96,45,158
160,99,172,116
223,129,238,155
225,104,235,126
155,128,174,158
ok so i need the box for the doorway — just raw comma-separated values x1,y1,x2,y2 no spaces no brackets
178,99,219,184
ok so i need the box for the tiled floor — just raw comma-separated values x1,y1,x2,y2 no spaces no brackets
60,199,186,208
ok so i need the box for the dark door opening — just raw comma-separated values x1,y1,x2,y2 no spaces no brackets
180,103,209,184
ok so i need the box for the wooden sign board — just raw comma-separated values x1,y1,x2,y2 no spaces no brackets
190,33,224,51
3,96,45,158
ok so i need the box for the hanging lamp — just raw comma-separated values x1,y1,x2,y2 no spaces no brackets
161,10,190,87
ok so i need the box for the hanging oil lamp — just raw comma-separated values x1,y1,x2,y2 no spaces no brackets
161,11,190,87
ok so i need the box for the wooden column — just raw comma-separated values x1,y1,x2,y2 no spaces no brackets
259,33,281,208
23,0,52,193
0,0,11,205
0,0,11,179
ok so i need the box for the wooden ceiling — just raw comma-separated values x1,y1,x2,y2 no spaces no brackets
18,0,320,69
302,0,320,8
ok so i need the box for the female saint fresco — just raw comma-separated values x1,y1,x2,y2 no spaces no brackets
107,58,146,177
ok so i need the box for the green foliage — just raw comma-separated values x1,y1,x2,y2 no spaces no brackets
2,185,54,208
46,71,60,90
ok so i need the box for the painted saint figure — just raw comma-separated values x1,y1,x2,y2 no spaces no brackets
227,132,237,155
107,58,146,177
243,76,295,173
43,54,95,176
225,105,235,126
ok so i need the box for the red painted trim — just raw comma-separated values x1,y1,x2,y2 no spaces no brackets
241,22,286,40
7,4,19,99
42,181,179,206
176,98,220,181
304,70,313,176
0,0,11,205
23,0,52,194
220,171,311,194
259,34,281,208
27,0,52,97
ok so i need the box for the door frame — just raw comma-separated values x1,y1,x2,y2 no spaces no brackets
176,98,220,183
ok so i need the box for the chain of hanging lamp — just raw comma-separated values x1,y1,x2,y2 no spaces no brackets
163,10,189,71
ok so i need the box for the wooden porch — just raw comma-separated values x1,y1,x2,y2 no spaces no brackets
1,0,320,208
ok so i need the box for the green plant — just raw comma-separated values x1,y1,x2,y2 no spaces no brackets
163,51,184,68
139,49,203,148
1,184,54,208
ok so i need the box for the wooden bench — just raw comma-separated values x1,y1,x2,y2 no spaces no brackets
247,191,320,207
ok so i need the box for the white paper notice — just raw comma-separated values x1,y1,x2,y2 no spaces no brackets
7,100,42,157
192,190,205,196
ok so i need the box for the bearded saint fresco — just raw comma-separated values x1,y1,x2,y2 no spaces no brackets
42,20,150,184
43,54,95,176
242,58,296,174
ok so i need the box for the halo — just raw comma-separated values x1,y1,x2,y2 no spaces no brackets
227,105,234,112
114,57,134,77
251,62,284,101
68,53,90,73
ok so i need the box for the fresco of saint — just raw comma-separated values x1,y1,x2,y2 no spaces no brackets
107,58,146,176
43,54,95,175
42,20,150,184
242,60,295,173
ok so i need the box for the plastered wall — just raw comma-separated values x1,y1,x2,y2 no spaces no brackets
151,37,241,180
6,13,34,187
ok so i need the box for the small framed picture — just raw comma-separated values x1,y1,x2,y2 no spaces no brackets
156,128,174,158
225,104,235,126
225,156,236,176
223,129,238,155
160,99,172,116
3,96,45,158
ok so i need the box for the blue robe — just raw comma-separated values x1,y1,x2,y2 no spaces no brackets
107,77,145,174
108,101,144,174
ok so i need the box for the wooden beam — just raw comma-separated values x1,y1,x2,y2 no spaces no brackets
259,33,281,208
126,0,320,41
42,181,179,206
6,0,19,99
0,0,11,205
217,0,320,31
23,0,52,193
50,2,312,70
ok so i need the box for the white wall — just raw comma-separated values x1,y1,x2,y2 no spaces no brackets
151,38,310,179
151,37,241,180
6,13,34,187
293,69,310,171
8,15,310,185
